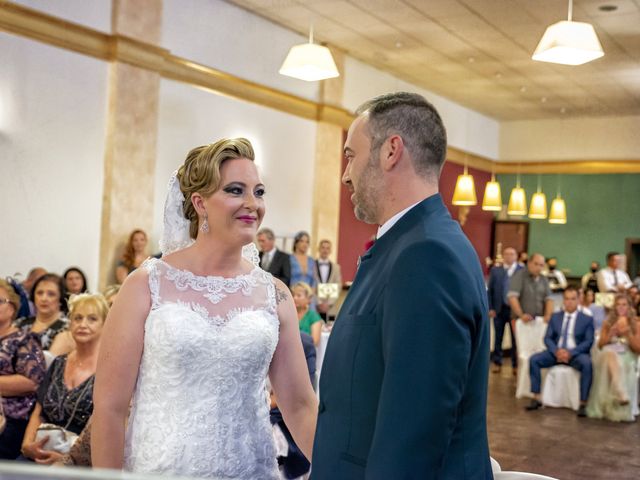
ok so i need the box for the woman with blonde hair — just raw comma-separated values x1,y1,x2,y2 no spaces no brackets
587,294,640,421
21,293,107,463
92,138,317,479
0,279,46,459
292,282,322,346
115,229,149,284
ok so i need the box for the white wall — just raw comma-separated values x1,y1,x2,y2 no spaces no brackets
342,56,501,160
11,0,111,32
162,0,320,103
500,115,640,161
154,79,317,248
0,33,108,289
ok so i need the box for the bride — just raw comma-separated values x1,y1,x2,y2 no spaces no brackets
91,138,318,478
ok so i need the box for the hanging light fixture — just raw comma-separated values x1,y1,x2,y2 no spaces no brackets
528,175,548,219
549,176,567,224
482,167,502,211
532,0,604,66
279,25,339,82
452,164,477,206
507,170,527,216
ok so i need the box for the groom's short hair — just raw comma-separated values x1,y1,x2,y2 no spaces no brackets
356,92,447,181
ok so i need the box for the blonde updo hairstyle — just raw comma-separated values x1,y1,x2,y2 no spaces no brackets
68,293,110,323
177,138,255,239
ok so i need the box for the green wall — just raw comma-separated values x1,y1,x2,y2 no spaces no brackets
496,173,640,277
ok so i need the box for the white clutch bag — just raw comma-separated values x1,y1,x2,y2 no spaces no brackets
35,423,78,454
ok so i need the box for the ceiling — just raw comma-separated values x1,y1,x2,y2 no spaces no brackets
226,0,640,121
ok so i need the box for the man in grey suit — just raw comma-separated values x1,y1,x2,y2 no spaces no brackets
311,92,492,479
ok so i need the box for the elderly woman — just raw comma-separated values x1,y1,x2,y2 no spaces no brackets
21,294,107,463
587,294,640,422
292,282,322,346
289,231,317,289
14,274,69,354
115,229,149,284
0,279,46,459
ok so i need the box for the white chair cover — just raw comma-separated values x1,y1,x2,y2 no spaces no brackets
494,473,558,480
490,457,502,473
42,350,56,369
515,317,548,399
541,365,581,410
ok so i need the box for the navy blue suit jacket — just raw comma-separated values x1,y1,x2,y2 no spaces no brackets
311,194,492,479
544,310,594,357
487,264,522,314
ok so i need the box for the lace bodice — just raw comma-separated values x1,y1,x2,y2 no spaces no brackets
124,258,280,479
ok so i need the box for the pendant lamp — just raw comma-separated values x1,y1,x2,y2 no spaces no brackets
482,173,502,211
279,25,339,81
452,165,477,206
528,176,548,219
507,172,527,216
532,0,604,66
549,196,568,224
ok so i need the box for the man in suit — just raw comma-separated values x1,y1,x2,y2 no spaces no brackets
256,227,291,286
315,239,343,321
526,286,594,417
311,92,492,479
488,246,522,374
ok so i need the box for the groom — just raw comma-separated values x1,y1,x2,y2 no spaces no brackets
311,92,492,479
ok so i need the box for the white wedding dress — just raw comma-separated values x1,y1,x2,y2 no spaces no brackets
123,257,280,479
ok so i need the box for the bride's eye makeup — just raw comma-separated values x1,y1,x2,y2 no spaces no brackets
223,183,244,195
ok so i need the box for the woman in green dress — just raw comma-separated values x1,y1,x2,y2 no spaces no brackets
587,294,640,421
292,282,322,346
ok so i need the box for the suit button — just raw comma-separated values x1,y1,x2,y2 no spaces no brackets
318,401,326,413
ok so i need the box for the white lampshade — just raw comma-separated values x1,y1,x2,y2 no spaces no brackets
452,172,477,206
549,196,567,224
532,20,604,66
482,178,502,211
507,186,527,216
279,42,339,82
529,191,548,219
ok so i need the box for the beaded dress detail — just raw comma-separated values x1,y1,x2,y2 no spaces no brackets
123,257,279,479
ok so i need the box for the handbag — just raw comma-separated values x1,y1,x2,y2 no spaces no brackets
35,378,91,454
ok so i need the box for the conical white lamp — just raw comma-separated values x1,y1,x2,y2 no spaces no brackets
532,0,604,65
279,26,339,82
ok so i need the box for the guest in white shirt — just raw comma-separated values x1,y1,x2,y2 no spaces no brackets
597,252,632,293
314,240,342,321
544,257,568,293
525,287,594,417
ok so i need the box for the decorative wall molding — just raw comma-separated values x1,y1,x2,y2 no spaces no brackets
2,1,639,175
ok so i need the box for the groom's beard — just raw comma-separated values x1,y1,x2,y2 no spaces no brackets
353,160,383,225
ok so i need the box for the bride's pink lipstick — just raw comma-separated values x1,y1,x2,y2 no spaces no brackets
238,215,257,224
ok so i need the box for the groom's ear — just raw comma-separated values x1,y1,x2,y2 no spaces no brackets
380,134,404,172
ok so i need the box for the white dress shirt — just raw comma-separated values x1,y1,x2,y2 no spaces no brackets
376,201,421,240
261,247,277,270
558,311,577,351
317,259,330,283
597,268,632,292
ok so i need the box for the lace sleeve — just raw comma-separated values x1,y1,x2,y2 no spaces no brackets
142,258,161,309
15,333,46,385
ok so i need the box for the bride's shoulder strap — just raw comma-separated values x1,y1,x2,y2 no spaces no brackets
141,257,161,308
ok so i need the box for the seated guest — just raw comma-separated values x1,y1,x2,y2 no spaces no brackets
544,257,568,293
587,294,640,422
14,274,69,353
488,246,521,374
0,280,46,459
16,268,47,319
581,261,600,293
293,282,322,346
63,267,89,296
518,251,528,267
256,227,291,286
102,284,121,308
526,287,594,417
627,285,640,316
597,252,632,293
290,231,317,289
20,293,107,463
314,239,343,321
115,229,149,284
583,289,606,331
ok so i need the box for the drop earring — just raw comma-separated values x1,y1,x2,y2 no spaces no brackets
200,213,209,233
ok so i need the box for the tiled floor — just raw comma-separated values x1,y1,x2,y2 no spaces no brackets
487,365,640,480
